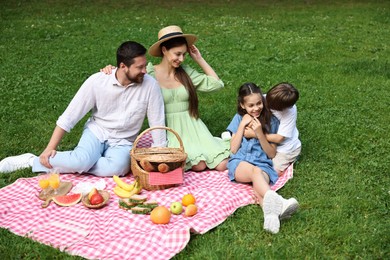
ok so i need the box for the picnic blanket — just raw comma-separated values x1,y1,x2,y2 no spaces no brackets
0,134,294,260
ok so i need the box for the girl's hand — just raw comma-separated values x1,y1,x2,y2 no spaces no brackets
241,114,253,127
188,45,202,60
100,64,116,75
39,149,57,169
244,127,256,139
251,117,263,136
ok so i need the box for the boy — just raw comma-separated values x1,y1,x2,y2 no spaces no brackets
265,82,301,176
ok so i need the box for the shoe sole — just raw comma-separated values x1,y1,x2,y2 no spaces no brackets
280,199,299,220
263,190,283,234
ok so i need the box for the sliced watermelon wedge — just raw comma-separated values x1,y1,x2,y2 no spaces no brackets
53,193,82,207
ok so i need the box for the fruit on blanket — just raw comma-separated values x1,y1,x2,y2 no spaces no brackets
184,204,198,217
88,188,99,200
182,193,196,207
170,201,183,215
157,163,170,173
113,175,135,192
53,193,82,207
113,185,133,198
150,206,171,224
113,177,142,198
90,192,104,205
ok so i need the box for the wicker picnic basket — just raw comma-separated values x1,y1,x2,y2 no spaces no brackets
130,126,187,191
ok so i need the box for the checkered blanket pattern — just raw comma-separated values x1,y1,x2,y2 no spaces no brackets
0,133,293,260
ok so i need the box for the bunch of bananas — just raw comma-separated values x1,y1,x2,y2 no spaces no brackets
113,175,142,198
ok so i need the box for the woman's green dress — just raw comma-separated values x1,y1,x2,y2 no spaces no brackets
147,63,230,170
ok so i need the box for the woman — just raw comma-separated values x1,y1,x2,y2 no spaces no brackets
149,25,230,171
104,25,230,171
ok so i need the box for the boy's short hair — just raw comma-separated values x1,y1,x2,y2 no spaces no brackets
266,82,299,111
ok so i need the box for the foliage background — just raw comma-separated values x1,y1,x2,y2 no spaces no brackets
0,0,389,259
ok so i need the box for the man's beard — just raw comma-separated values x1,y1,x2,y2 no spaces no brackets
127,73,144,84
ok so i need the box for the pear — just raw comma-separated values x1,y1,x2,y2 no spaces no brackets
88,188,99,201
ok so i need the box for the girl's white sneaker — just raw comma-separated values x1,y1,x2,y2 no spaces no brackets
263,190,283,234
280,198,299,220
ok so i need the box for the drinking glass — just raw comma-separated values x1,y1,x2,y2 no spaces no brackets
48,170,60,195
38,174,50,195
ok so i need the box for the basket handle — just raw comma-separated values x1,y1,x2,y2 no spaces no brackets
132,126,184,151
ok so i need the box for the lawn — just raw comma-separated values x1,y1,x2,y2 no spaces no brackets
0,0,389,259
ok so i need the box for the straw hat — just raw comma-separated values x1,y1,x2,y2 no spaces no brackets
148,25,197,57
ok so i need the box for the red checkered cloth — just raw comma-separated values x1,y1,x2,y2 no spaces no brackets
149,168,184,185
0,134,294,260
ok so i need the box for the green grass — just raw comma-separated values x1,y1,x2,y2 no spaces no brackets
1,0,389,259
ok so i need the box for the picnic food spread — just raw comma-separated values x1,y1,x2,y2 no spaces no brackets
36,169,198,223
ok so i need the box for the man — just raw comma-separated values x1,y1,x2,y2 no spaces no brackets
0,41,166,176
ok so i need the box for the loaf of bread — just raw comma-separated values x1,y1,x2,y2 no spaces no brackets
157,163,170,173
140,159,155,172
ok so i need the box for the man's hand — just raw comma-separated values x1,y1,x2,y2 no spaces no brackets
39,148,57,169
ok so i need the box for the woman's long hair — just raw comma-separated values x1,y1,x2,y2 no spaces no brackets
237,82,272,134
160,37,199,119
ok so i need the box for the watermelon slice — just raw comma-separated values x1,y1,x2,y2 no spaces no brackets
53,193,82,207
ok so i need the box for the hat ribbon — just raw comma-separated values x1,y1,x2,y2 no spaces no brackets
159,32,184,41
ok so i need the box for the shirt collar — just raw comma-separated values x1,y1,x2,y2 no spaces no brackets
110,69,138,88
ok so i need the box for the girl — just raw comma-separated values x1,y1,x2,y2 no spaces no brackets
226,83,298,234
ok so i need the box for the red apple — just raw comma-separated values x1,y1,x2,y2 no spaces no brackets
88,188,99,200
90,192,104,205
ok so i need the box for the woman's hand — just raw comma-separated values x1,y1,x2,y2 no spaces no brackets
188,45,202,61
100,64,116,75
39,148,57,169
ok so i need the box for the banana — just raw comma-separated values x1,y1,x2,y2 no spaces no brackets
113,177,143,198
113,175,134,192
135,178,143,194
113,185,133,198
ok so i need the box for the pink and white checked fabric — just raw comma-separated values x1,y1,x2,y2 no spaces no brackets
149,168,184,185
0,134,294,260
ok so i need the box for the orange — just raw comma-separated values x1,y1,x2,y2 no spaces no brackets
150,206,171,224
182,193,196,206
185,204,198,217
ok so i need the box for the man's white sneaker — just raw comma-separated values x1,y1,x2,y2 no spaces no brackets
263,190,283,234
280,198,299,220
0,153,36,173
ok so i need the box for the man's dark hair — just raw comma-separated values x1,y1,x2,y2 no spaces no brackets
116,41,146,68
